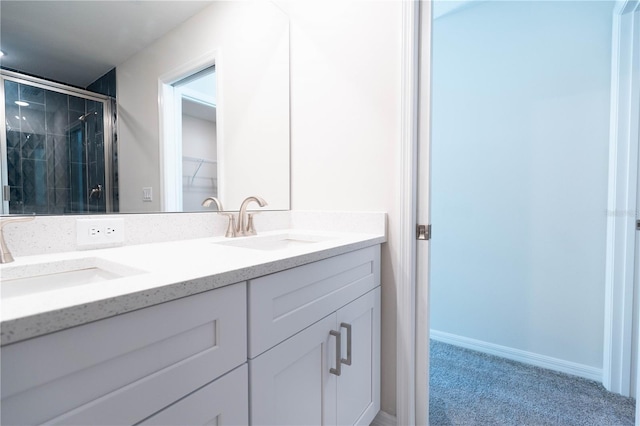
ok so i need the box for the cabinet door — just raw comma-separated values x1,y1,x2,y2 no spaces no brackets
336,288,381,426
250,314,338,426
1,283,247,426
139,364,248,426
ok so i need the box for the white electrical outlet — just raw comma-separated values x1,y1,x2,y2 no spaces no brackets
77,219,125,247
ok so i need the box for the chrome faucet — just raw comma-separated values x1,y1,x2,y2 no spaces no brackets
237,196,267,236
202,195,267,238
0,216,35,263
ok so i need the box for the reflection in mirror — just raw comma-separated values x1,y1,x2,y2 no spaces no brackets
175,66,218,212
1,71,116,215
0,1,290,215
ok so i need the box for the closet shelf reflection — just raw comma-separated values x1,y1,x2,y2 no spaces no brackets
183,156,217,185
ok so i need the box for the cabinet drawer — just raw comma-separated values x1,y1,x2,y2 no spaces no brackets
139,364,248,426
1,283,247,425
248,245,380,358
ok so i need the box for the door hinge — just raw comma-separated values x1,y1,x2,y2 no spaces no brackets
3,185,9,201
417,224,431,241
636,220,640,231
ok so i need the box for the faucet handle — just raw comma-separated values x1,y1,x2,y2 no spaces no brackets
222,214,237,238
246,213,258,236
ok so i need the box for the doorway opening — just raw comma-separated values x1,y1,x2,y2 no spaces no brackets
427,0,638,423
174,67,218,212
159,57,219,212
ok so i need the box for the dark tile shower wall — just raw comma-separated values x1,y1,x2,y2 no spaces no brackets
87,68,116,98
4,80,107,214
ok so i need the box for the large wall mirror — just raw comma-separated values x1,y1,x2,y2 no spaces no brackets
0,1,290,215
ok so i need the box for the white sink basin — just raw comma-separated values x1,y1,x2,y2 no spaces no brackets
1,258,145,298
214,233,333,251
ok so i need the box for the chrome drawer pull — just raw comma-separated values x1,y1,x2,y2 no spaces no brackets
329,330,341,376
340,322,352,366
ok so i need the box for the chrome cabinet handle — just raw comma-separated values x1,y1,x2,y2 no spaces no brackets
330,330,342,376
340,322,352,366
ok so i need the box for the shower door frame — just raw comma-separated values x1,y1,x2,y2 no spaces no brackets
0,70,115,214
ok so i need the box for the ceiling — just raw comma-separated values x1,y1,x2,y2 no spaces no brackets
0,1,213,88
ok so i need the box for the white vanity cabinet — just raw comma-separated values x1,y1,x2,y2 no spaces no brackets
248,246,381,426
1,242,382,426
0,283,248,426
138,364,249,426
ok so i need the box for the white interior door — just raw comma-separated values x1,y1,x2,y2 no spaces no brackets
604,0,640,398
415,1,432,425
636,132,640,424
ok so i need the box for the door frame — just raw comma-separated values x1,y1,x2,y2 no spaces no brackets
635,125,640,425
603,0,640,398
403,0,640,423
396,0,423,424
158,50,221,212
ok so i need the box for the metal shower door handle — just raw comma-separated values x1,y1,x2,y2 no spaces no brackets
88,184,103,200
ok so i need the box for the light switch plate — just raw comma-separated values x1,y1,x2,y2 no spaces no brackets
143,187,153,202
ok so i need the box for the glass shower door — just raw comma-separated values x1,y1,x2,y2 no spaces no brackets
1,73,113,214
68,101,107,213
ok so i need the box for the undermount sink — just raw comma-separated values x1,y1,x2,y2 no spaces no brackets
1,258,145,298
213,233,333,251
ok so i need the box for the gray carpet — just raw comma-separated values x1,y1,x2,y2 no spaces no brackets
429,340,636,425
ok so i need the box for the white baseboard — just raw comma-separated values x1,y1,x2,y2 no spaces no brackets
370,410,396,426
430,330,602,382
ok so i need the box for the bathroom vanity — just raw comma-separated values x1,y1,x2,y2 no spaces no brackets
0,228,383,425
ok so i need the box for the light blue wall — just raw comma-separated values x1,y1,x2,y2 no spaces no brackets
431,1,614,368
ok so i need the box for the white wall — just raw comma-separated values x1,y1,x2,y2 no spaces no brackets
279,0,402,415
181,114,217,162
116,1,289,212
430,1,614,370
181,114,217,212
116,0,403,415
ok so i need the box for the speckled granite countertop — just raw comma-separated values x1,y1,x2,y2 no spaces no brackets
1,230,385,346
